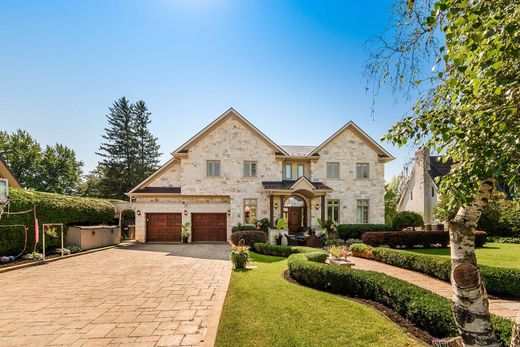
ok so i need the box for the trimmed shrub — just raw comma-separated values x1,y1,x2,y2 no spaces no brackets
351,244,520,298
287,253,512,345
336,224,392,239
230,230,267,247
253,243,327,260
0,188,115,255
344,238,363,247
475,230,488,247
491,237,520,244
392,211,424,230
325,239,346,246
362,231,449,248
231,225,257,233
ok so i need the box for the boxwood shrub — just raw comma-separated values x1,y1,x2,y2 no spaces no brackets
351,244,520,298
0,188,115,255
231,225,257,233
230,231,267,247
336,224,392,240
254,243,327,260
287,252,512,346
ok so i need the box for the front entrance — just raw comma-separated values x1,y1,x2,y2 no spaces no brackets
191,213,227,242
284,196,307,234
287,207,302,234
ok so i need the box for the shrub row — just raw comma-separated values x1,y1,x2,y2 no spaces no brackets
287,252,512,346
253,243,327,260
361,231,487,248
325,238,362,247
230,231,267,248
336,224,392,240
0,188,116,255
350,244,520,298
490,236,520,244
231,225,257,232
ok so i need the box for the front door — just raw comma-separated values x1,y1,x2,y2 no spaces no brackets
288,207,302,234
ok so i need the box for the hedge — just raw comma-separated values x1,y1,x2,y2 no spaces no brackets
253,243,327,259
361,231,487,248
231,225,257,233
350,244,520,298
287,252,512,346
336,224,392,240
0,188,116,255
230,231,267,248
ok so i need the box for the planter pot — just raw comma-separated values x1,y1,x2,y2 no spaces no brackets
329,258,354,268
182,236,189,243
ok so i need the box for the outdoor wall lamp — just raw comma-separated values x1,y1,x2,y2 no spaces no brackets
136,210,141,216
184,210,188,216
274,202,279,209
227,210,231,216
315,203,320,210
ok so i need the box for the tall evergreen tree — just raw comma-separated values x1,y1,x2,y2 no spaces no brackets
133,100,161,180
96,97,138,199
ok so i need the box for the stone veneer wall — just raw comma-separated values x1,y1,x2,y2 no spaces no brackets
310,128,385,224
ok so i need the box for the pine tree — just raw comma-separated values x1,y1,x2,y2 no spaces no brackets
133,100,161,181
96,97,138,199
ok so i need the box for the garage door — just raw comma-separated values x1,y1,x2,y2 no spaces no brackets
191,213,227,242
146,213,182,242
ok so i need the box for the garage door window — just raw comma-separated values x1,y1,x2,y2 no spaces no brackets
244,199,257,224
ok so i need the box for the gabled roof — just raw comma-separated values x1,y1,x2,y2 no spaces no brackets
308,121,394,162
262,177,332,191
0,157,22,188
172,108,289,156
281,145,318,157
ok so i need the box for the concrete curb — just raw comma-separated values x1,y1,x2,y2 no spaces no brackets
0,241,136,274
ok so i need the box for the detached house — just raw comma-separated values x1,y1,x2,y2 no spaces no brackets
127,108,394,242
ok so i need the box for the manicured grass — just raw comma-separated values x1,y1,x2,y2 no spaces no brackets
215,252,424,347
404,242,520,269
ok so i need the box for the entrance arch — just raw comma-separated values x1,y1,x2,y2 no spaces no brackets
283,195,307,234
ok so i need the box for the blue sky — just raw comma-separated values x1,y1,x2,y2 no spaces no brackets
1,0,417,180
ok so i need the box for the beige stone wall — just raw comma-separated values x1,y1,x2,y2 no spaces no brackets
310,128,385,224
146,160,181,187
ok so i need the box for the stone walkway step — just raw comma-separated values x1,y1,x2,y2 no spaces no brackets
349,256,520,320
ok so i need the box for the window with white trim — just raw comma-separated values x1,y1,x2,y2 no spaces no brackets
284,164,292,179
207,160,221,177
244,161,257,177
356,199,369,224
356,163,369,179
327,199,340,223
297,164,304,178
244,199,258,224
326,162,340,178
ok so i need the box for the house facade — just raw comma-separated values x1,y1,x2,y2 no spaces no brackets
0,157,22,202
127,108,394,242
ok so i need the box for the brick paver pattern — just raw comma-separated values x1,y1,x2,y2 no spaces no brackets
0,244,231,347
350,256,520,320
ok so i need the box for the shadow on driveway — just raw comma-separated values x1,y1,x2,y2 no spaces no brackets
117,242,231,261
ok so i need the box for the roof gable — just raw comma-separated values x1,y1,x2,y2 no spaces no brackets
309,121,394,162
172,108,288,156
0,157,22,188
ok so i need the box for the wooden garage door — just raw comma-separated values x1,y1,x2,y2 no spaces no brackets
191,213,227,242
146,213,182,242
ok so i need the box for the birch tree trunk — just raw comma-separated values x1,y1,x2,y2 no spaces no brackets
448,180,499,347
511,311,520,347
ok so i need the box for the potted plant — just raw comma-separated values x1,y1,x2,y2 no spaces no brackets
181,222,191,243
229,240,249,269
327,245,354,267
274,218,287,245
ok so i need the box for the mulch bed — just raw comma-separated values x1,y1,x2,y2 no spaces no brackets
282,269,434,345
0,253,62,269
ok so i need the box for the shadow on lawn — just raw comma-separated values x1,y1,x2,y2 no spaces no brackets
249,252,286,263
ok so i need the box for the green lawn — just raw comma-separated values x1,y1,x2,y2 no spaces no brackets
404,242,520,269
215,252,424,347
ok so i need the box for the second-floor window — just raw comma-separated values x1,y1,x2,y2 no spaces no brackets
356,199,369,224
326,162,340,178
244,161,257,177
297,164,304,178
244,199,257,224
327,199,340,223
356,163,369,179
207,160,221,177
285,164,292,179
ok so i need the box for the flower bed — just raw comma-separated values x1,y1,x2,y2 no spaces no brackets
287,252,512,346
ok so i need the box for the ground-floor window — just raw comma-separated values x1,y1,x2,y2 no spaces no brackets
244,198,258,224
327,199,340,223
356,199,369,224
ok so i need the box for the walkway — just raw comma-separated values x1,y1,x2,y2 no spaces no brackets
0,243,231,347
349,256,520,320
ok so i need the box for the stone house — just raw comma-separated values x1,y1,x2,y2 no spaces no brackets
127,108,394,242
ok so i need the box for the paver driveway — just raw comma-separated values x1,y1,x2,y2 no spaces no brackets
0,243,231,347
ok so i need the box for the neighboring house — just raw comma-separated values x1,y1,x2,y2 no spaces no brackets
0,156,22,192
396,148,450,224
127,108,394,242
